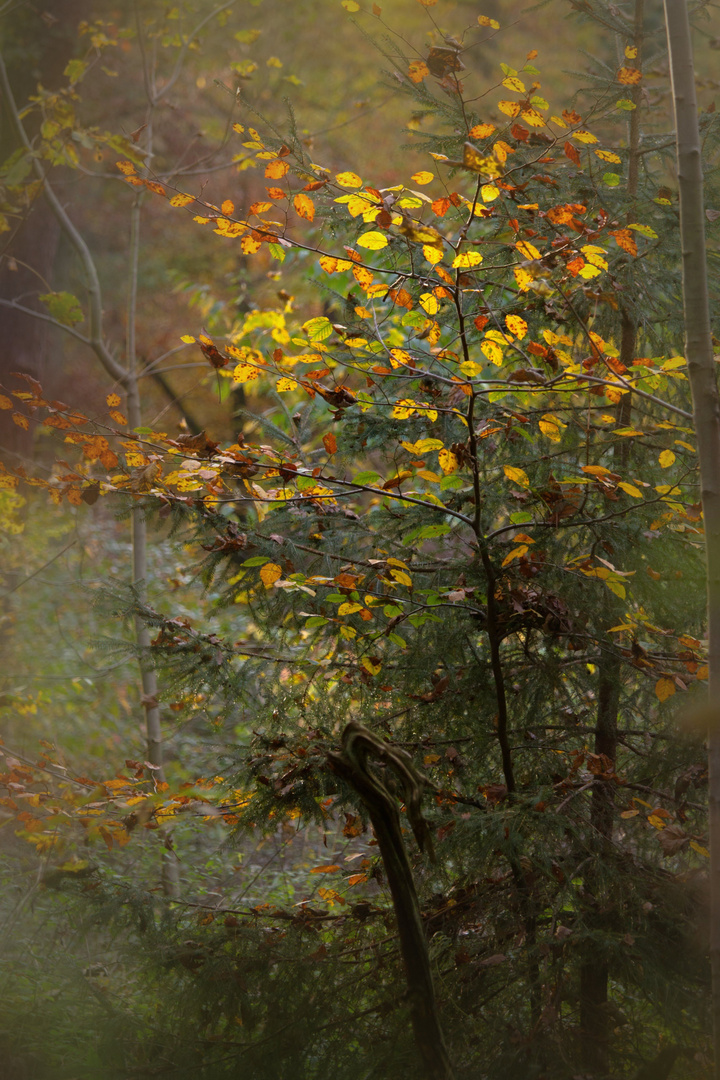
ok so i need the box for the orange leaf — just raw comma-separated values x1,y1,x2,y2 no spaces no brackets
323,432,337,454
564,141,581,166
259,562,283,588
106,393,121,407
221,199,235,215
293,192,315,221
617,66,642,84
347,873,368,886
655,677,676,703
12,413,28,429
408,60,430,83
546,204,575,225
432,196,451,217
265,159,290,179
609,228,638,256
310,863,341,874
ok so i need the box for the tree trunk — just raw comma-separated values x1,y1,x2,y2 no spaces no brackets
663,3,720,1076
328,722,455,1080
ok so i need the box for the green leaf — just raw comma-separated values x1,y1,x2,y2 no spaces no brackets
602,173,621,187
64,59,88,85
243,556,270,566
353,471,382,486
403,523,451,544
383,604,403,617
39,291,84,326
303,316,333,341
304,616,329,627
268,243,286,261
1,148,32,187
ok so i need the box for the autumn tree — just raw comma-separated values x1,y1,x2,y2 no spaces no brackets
2,1,720,1078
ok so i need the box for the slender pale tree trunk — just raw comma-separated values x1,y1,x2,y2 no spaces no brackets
126,194,179,897
663,2,720,1073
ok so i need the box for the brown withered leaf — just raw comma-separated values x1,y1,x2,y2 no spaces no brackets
173,430,219,457
426,46,465,78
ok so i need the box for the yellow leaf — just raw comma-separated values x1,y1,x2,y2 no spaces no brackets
259,562,283,588
392,399,416,419
276,377,297,392
423,243,444,264
419,292,438,315
502,76,526,93
357,230,388,250
338,602,363,615
411,170,434,185
514,266,533,292
658,449,675,468
106,393,121,407
336,171,362,188
424,753,441,765
647,814,666,829
389,568,412,587
594,149,622,164
501,545,528,567
401,438,443,453
697,665,709,680
390,349,413,368
503,465,530,488
481,339,503,366
655,676,676,702
578,263,601,280
170,193,194,207
481,184,499,202
625,45,638,58
572,130,599,144
690,841,710,857
505,314,527,339
180,334,196,343
361,657,381,675
515,239,541,260
477,14,500,27
438,449,459,475
233,363,261,384
538,414,564,442
452,250,483,269
460,360,482,377
617,481,642,497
